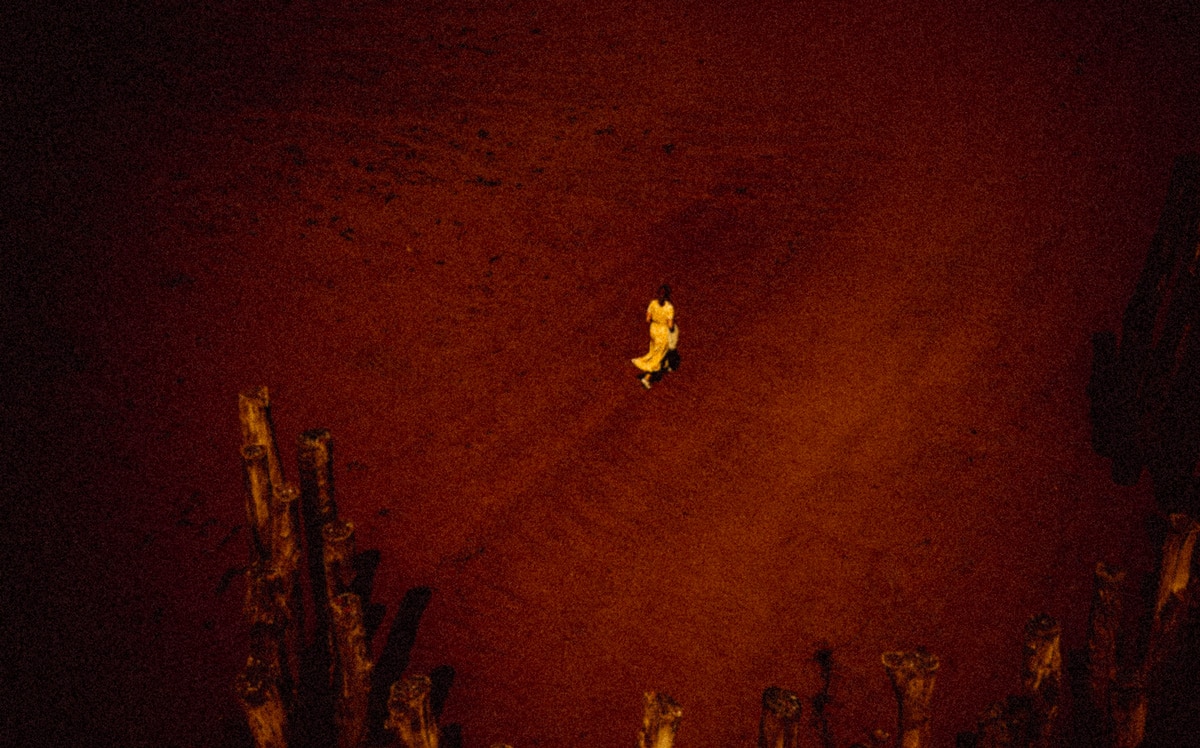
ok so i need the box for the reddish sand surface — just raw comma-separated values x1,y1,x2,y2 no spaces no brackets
6,1,1200,746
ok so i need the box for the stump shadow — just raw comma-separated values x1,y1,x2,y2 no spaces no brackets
366,585,434,744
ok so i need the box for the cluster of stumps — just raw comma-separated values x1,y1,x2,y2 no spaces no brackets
233,386,1197,748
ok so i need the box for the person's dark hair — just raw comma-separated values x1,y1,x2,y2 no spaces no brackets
659,284,672,301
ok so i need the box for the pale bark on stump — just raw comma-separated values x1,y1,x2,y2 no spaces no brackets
1147,513,1195,667
1021,613,1062,744
331,591,373,748
323,519,357,605
240,386,286,493
245,565,287,654
1114,512,1200,748
245,563,294,711
882,650,939,748
1152,513,1198,623
758,686,802,748
384,673,439,748
243,444,273,563
238,654,289,748
637,691,683,748
271,483,304,630
271,484,303,581
1087,563,1125,720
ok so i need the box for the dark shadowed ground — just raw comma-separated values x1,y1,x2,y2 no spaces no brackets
4,1,1200,746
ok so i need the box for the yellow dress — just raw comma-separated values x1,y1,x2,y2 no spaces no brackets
632,300,675,372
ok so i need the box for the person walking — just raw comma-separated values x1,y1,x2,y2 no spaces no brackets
631,284,676,389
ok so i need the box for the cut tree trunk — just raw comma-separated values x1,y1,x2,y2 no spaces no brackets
1111,678,1148,748
1087,562,1125,723
1152,513,1198,621
243,444,273,563
330,591,373,748
240,386,285,492
384,673,439,748
298,428,337,625
972,697,1034,748
271,483,303,709
323,519,357,605
1138,513,1198,686
1022,613,1062,744
881,649,939,748
637,691,683,748
758,686,802,748
238,654,289,748
245,563,293,712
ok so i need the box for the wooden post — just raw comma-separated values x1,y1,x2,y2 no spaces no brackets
330,592,373,748
270,484,303,638
245,564,286,650
270,483,303,708
758,686,802,748
238,654,289,748
1152,513,1198,621
1087,563,1124,721
1139,513,1199,685
240,386,285,491
1111,678,1148,748
271,483,303,618
298,429,338,625
271,484,303,579
243,444,273,563
323,519,357,605
384,673,439,748
245,562,293,709
1022,614,1062,744
637,691,683,748
882,649,939,748
298,429,337,525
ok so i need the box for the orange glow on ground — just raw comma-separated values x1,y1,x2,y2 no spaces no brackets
6,1,1200,746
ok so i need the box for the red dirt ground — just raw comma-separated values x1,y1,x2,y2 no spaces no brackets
5,1,1200,746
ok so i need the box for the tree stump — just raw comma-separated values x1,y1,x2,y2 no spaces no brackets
299,428,338,623
1140,513,1198,682
972,696,1034,748
298,428,337,523
245,564,287,647
758,686,802,748
882,649,939,748
1086,562,1125,722
240,386,285,492
384,673,439,748
323,519,357,616
1111,678,1147,748
330,591,373,748
239,653,289,748
1021,614,1062,744
271,484,302,579
637,691,683,748
1152,513,1198,620
270,483,303,707
245,563,293,710
243,444,273,563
